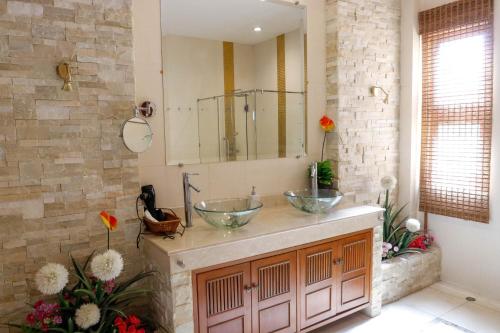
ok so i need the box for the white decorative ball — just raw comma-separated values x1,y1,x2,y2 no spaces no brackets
35,263,69,295
75,303,100,329
406,218,421,233
90,249,124,281
381,175,397,191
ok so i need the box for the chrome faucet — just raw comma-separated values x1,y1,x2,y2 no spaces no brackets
182,172,200,228
310,162,318,196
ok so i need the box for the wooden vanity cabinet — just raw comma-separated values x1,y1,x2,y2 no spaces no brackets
336,232,372,313
196,263,252,333
297,242,337,329
251,252,297,333
195,230,372,333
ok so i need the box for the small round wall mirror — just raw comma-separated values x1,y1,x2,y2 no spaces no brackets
121,117,153,153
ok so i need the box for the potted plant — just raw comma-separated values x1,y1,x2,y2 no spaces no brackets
307,115,340,190
4,212,158,333
379,176,433,259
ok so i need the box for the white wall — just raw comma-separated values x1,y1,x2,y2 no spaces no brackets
285,28,306,157
400,0,500,302
132,0,325,207
164,35,224,165
254,37,279,159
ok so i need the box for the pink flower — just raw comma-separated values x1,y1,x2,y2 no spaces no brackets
26,300,61,330
26,313,35,325
104,279,116,294
34,300,44,308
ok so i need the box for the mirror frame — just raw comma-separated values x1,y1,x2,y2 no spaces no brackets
121,117,154,153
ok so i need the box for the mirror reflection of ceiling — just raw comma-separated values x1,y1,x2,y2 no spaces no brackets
163,0,305,45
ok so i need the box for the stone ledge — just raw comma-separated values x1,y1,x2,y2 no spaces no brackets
382,246,441,304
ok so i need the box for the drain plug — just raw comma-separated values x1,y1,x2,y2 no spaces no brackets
466,296,476,302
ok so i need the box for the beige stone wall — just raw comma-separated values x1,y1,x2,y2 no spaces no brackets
364,224,383,317
325,0,401,204
0,0,142,327
382,247,441,304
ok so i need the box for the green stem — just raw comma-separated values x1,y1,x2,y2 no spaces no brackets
321,132,327,162
107,230,110,250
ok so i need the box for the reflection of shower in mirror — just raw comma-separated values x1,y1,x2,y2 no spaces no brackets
161,0,307,166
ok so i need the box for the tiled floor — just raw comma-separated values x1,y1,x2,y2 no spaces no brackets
313,284,500,333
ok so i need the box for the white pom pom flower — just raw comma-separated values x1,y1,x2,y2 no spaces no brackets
381,175,397,191
75,303,100,329
35,263,69,295
406,218,421,233
90,249,123,281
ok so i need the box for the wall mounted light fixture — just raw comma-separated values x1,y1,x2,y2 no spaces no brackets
56,62,73,91
370,86,389,104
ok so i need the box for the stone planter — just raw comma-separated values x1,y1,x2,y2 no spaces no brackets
381,246,441,304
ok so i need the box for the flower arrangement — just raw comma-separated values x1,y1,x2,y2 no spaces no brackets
319,115,335,162
379,176,433,259
5,214,156,333
309,115,342,189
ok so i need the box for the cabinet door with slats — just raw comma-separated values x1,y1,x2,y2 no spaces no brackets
298,242,337,329
336,231,372,313
197,263,252,333
251,252,297,333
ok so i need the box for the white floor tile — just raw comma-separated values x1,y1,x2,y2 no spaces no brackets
441,302,500,333
419,319,474,333
312,285,500,333
313,303,436,333
398,287,467,317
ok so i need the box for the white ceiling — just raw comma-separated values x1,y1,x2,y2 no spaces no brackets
161,0,306,45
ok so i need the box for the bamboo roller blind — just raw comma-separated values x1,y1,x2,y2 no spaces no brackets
418,0,494,223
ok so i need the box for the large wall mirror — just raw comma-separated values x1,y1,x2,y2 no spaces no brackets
161,0,307,165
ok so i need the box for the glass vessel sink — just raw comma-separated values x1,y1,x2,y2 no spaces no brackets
284,189,343,214
194,198,263,229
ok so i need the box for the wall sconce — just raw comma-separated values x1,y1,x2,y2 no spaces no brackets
56,62,73,91
370,86,389,104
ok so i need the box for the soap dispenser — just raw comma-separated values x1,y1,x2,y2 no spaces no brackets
249,186,260,204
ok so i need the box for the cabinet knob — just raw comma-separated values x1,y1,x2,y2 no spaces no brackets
244,285,252,293
251,283,259,290
333,258,344,265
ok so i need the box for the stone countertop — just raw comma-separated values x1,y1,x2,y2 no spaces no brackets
144,204,383,273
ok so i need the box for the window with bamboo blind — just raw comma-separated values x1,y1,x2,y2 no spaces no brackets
418,0,494,223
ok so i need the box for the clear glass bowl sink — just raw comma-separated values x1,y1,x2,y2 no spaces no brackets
284,189,343,214
194,198,263,229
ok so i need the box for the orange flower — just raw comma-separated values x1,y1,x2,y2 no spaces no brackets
320,115,335,132
100,211,118,231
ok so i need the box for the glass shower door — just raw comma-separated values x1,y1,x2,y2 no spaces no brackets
198,98,222,164
234,93,257,161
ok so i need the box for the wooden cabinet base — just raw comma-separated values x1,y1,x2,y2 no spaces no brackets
194,230,373,333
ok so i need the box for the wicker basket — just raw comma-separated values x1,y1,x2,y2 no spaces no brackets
143,208,181,234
